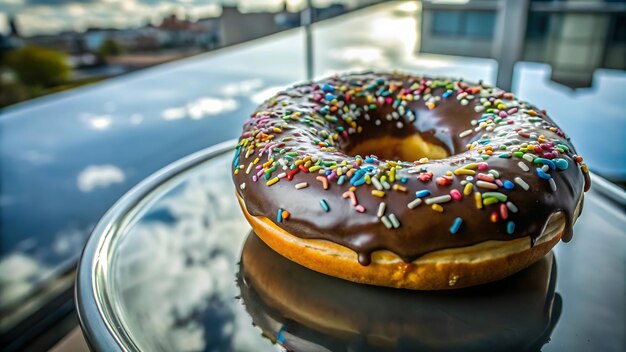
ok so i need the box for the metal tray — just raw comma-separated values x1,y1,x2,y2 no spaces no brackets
76,140,626,351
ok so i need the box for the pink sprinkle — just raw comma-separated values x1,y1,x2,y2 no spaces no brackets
355,204,366,213
507,108,518,114
385,97,393,105
495,179,504,187
327,171,337,181
499,111,508,117
450,189,462,201
256,169,264,177
500,203,509,220
477,173,495,182
477,162,489,171
255,165,263,170
252,175,258,182
342,131,349,139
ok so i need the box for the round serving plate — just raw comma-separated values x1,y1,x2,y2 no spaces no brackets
76,140,626,352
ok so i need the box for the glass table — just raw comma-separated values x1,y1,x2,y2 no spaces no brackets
76,140,625,351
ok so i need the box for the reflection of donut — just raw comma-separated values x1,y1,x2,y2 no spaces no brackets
232,72,589,289
238,232,561,352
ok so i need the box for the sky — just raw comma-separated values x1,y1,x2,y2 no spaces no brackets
0,0,355,37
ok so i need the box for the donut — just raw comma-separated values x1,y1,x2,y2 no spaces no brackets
238,232,561,351
232,71,590,290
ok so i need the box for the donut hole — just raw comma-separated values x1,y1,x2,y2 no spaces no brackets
345,134,449,162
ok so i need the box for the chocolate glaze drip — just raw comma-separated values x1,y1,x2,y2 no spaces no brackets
232,72,589,265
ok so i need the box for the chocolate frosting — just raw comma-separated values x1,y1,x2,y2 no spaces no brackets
232,72,590,265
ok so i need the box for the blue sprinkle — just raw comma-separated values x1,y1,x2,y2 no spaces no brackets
325,170,332,176
536,168,552,180
507,221,515,235
365,157,376,163
319,106,329,114
337,175,345,185
320,199,330,212
277,325,286,343
277,208,283,223
442,90,453,98
450,217,463,234
555,158,569,170
352,178,366,186
503,180,515,190
534,158,556,170
321,83,335,93
479,139,491,144
401,177,408,184
325,93,335,101
415,189,431,198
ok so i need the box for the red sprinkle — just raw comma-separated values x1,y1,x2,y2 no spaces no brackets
418,172,433,182
477,162,489,171
500,203,509,220
436,176,453,186
287,168,300,180
450,189,462,200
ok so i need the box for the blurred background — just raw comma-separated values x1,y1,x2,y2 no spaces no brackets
0,0,624,350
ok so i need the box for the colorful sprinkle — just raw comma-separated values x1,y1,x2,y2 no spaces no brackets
407,198,422,209
377,202,386,217
507,221,515,235
425,195,452,205
389,214,401,228
514,177,530,190
431,204,444,213
450,217,463,234
415,189,431,198
320,199,330,212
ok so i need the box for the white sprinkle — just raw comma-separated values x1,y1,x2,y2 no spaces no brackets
277,172,287,178
295,182,308,189
488,169,500,178
459,129,473,138
375,119,381,126
396,121,404,129
425,195,452,205
372,177,383,190
381,180,391,190
389,214,401,229
239,183,246,190
506,201,518,213
525,153,538,161
246,163,253,174
514,177,530,190
549,178,557,192
474,106,485,113
542,164,550,172
377,202,386,217
476,180,498,190
517,161,530,172
407,198,422,209
380,215,393,229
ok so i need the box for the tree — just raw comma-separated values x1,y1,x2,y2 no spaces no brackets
4,45,71,88
97,38,124,60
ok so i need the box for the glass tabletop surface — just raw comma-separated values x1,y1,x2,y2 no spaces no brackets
76,143,625,352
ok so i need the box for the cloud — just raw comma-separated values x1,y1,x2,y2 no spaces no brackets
77,164,126,192
162,96,238,120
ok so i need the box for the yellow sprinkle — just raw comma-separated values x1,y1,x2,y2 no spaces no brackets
431,204,444,212
463,183,473,196
273,127,282,133
262,159,274,168
392,184,407,192
304,160,312,168
349,186,356,192
389,167,396,182
445,170,453,176
454,168,476,176
483,197,499,206
266,177,279,186
419,157,429,163
474,192,483,209
253,157,260,165
371,190,385,198
365,174,371,184
309,165,322,172
234,169,239,175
